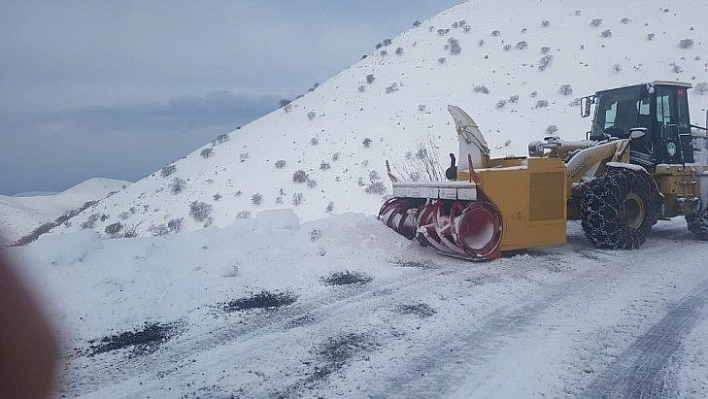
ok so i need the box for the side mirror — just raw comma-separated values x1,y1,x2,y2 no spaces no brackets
629,127,647,139
580,97,592,118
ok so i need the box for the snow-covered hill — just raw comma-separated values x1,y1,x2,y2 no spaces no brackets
0,178,129,246
56,0,708,238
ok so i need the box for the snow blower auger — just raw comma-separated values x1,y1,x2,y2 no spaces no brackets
381,81,708,261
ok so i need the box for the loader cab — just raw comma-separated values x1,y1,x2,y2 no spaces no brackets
585,81,694,167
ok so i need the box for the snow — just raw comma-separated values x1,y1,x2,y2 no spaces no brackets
6,216,708,397
3,0,708,397
0,178,129,247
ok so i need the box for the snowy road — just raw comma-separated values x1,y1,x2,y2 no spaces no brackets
11,214,708,398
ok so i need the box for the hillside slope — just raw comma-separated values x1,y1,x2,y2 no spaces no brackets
58,0,708,238
0,178,129,246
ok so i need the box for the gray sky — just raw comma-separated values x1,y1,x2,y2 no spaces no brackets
0,1,460,195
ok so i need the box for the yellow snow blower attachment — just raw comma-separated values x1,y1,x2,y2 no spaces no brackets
379,105,569,260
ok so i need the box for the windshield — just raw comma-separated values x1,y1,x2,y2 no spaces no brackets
591,86,646,139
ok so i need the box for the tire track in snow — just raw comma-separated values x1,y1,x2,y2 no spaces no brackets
581,276,708,399
364,254,610,398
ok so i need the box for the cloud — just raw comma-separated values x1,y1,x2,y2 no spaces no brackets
0,91,279,195
0,0,461,195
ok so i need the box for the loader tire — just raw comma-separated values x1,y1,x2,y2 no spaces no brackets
686,207,708,240
581,169,656,249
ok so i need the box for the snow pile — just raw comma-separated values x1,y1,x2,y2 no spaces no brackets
55,0,708,238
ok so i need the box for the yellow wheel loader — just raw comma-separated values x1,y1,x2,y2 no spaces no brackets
379,81,708,260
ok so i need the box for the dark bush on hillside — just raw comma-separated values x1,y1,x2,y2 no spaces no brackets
199,148,214,159
149,224,169,237
293,170,308,183
14,223,54,246
679,38,694,49
168,218,183,232
473,85,489,94
122,224,139,238
366,181,386,195
169,178,186,195
105,222,123,236
448,38,462,55
212,133,229,146
538,55,554,71
161,165,176,178
81,214,100,229
189,201,212,223
559,84,573,95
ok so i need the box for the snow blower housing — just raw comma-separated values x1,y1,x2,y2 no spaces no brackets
379,81,708,260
